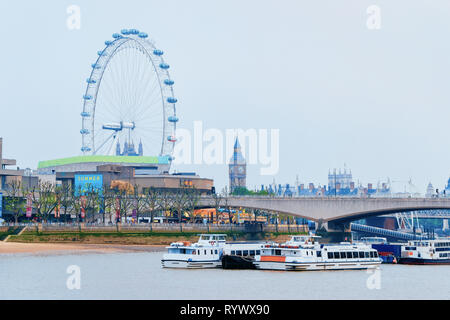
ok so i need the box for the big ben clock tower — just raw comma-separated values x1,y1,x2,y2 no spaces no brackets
229,137,246,193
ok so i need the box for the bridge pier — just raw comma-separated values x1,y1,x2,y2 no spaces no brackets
315,220,351,243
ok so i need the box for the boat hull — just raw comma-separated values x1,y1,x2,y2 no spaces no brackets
161,259,221,269
222,255,256,269
399,258,450,265
254,261,381,271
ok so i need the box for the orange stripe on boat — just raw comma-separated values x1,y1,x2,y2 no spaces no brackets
260,256,286,262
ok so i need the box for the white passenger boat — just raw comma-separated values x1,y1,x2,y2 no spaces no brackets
161,234,226,269
399,238,450,265
254,235,382,271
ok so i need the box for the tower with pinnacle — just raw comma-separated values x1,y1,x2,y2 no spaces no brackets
229,137,246,193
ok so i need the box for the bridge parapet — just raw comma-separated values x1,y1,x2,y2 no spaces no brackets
199,196,450,222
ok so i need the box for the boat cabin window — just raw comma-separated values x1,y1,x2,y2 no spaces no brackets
204,250,207,255
317,251,321,258
215,250,218,254
333,252,340,259
364,252,369,258
169,248,194,254
236,250,242,256
340,252,346,259
243,250,249,256
359,252,364,258
256,250,261,255
328,252,333,259
231,250,235,255
250,250,255,256
369,252,374,258
346,252,352,259
352,252,358,258
275,249,282,256
405,246,416,251
198,250,200,255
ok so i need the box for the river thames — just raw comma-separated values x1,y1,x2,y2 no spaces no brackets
1,250,449,300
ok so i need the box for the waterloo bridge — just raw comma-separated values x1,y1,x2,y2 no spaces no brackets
199,196,450,232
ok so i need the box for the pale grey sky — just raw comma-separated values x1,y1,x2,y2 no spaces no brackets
1,0,450,192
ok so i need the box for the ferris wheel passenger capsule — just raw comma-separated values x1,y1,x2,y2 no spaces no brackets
97,51,107,56
164,79,174,86
138,32,148,38
105,40,113,46
168,116,179,123
81,146,91,152
91,63,101,69
120,29,129,35
130,29,139,35
167,136,177,143
159,63,170,69
80,129,90,134
86,78,96,84
80,112,90,117
83,95,92,100
167,97,177,104
153,49,164,56
112,33,121,39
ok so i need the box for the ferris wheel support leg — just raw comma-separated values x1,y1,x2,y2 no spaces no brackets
92,131,117,155
108,133,119,156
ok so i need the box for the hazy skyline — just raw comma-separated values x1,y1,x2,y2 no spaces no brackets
1,0,450,193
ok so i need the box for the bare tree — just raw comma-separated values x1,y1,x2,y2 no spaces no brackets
132,184,148,223
221,186,233,224
31,181,58,223
102,186,115,224
143,188,161,231
83,184,101,223
4,180,25,224
159,191,175,222
110,181,135,224
55,184,74,223
210,191,223,224
185,188,201,222
172,190,190,226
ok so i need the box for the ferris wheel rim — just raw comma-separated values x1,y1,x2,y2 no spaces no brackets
80,29,177,161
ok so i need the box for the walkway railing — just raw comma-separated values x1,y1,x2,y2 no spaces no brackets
1,222,308,233
351,223,417,240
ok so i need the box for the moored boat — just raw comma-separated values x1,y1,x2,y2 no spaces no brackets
254,235,382,271
161,234,226,268
399,239,450,265
221,242,269,269
358,237,398,264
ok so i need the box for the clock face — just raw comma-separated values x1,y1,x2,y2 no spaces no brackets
238,167,244,174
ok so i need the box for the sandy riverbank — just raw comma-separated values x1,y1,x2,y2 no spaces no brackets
0,242,166,255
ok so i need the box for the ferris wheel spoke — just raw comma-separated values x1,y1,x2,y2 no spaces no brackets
81,30,176,158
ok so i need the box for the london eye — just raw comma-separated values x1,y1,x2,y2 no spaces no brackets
80,29,178,160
